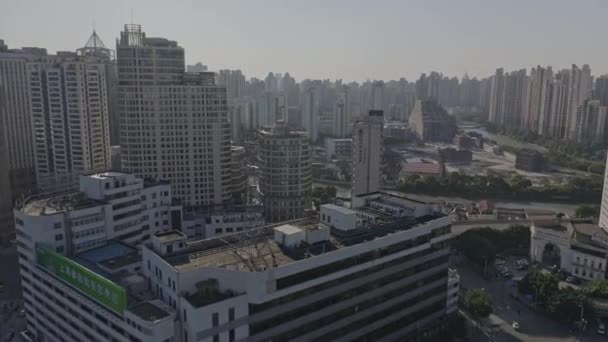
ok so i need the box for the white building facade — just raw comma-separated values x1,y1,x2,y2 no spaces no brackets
530,218,607,281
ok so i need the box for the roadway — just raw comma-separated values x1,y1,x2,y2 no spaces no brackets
453,255,605,342
0,245,26,340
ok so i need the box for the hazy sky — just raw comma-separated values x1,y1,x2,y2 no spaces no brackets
1,0,607,82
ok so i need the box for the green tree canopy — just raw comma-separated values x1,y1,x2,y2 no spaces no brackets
466,289,492,317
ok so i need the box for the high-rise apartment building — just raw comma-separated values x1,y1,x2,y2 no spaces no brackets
230,146,247,204
77,31,120,147
1,35,114,194
117,25,232,207
600,152,608,231
547,70,571,138
572,99,608,143
408,99,457,142
302,86,320,141
523,66,554,135
333,86,351,137
352,110,383,198
217,69,245,104
0,45,42,196
595,76,608,106
416,72,440,101
187,62,208,72
0,99,13,243
488,68,505,125
258,123,312,222
369,81,385,112
27,52,112,190
566,64,593,141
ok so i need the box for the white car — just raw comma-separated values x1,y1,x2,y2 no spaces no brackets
597,320,605,335
512,321,520,330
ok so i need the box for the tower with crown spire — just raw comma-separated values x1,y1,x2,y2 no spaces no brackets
77,30,114,60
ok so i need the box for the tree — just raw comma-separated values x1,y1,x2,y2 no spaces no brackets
575,205,600,218
585,280,608,299
312,186,337,209
466,289,492,317
518,270,559,309
454,230,497,265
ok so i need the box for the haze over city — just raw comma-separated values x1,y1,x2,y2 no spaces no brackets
5,2,608,341
2,0,608,81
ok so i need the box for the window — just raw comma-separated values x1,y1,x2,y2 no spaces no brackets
215,228,222,234
56,246,64,253
212,312,219,327
55,234,63,241
229,307,235,321
229,330,235,342
54,222,62,229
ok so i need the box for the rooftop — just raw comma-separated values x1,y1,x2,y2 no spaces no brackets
274,224,304,236
185,280,241,308
88,171,129,179
403,162,443,174
571,220,608,252
154,231,187,244
75,241,140,274
17,192,107,216
531,217,567,231
321,204,355,215
161,211,445,273
128,300,171,322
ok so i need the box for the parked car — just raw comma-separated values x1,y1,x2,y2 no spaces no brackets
19,330,34,342
494,259,506,266
597,319,606,335
566,276,580,285
512,321,520,330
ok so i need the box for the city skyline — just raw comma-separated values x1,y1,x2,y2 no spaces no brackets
2,0,608,82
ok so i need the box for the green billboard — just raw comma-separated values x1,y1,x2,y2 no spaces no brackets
36,247,127,314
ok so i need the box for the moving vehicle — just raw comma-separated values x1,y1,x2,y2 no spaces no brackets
566,276,580,285
512,321,520,330
19,330,34,342
597,320,605,335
